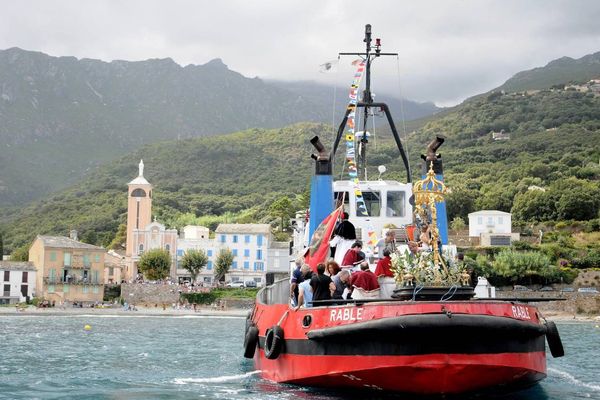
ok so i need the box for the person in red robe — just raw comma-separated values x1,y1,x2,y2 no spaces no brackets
349,263,380,291
341,241,364,268
374,249,394,278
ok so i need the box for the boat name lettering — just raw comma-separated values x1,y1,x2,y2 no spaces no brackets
330,307,363,322
511,305,531,320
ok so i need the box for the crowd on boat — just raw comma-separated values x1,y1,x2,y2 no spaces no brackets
292,213,436,308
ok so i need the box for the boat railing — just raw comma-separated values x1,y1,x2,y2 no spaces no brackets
256,278,290,305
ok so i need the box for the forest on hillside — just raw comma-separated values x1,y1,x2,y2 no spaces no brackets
1,88,600,255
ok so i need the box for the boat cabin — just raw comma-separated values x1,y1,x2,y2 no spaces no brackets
334,179,413,242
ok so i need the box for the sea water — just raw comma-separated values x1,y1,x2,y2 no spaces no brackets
0,316,599,400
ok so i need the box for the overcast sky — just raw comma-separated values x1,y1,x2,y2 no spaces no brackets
1,0,599,106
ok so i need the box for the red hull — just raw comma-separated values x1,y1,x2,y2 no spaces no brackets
250,301,547,395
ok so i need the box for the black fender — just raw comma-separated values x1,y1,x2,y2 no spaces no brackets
545,320,564,358
264,325,284,360
243,325,259,359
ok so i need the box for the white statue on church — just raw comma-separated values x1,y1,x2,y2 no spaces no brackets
139,159,144,177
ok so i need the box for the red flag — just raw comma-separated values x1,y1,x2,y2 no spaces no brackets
305,206,343,271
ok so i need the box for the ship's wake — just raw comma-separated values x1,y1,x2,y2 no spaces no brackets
173,370,261,384
548,367,600,392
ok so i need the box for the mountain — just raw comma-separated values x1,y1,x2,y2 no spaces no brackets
0,48,439,207
2,85,599,254
267,79,441,122
496,51,600,93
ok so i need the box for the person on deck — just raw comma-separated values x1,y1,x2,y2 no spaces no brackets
326,260,341,277
331,212,357,264
310,263,335,303
374,249,394,278
331,270,351,299
376,230,397,258
341,241,365,269
349,262,380,291
290,258,304,306
296,265,314,309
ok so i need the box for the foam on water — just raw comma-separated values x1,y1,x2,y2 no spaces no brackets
549,368,600,392
173,370,261,384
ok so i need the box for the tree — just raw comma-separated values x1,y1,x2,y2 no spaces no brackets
138,249,171,280
214,248,234,283
450,217,466,232
108,224,127,250
10,244,30,261
269,196,294,231
181,249,208,284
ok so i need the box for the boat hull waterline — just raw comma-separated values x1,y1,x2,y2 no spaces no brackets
250,301,548,395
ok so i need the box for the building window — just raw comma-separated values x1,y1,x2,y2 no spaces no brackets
94,254,100,263
233,235,238,243
49,268,56,283
220,235,226,243
64,253,72,267
83,286,89,294
3,271,9,282
63,284,69,293
22,271,28,283
244,261,250,270
254,277,262,283
165,244,170,252
245,235,250,244
50,252,57,262
207,250,213,257
93,271,99,284
244,249,250,257
477,216,483,225
232,261,238,269
48,285,55,293
138,244,144,255
109,267,114,276
257,235,263,247
93,286,99,294
498,216,504,224
177,249,184,257
207,261,213,270
254,262,264,271
3,284,9,296
256,249,263,260
232,249,238,257
488,217,493,225
83,254,91,267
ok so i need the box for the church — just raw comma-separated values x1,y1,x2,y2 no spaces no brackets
124,161,290,285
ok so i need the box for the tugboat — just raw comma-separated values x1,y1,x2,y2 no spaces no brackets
243,25,564,395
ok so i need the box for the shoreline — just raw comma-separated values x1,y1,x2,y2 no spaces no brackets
0,305,249,317
1,306,598,322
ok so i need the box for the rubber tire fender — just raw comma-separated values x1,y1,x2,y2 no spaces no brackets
264,325,284,360
243,325,259,359
545,320,564,358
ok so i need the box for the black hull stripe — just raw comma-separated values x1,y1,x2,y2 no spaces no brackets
258,336,545,356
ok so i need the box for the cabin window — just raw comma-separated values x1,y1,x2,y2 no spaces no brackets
356,191,381,217
386,191,406,217
334,191,350,213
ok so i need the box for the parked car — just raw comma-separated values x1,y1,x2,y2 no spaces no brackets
513,285,530,291
244,281,258,288
539,286,554,292
560,287,575,293
226,282,245,288
578,287,599,294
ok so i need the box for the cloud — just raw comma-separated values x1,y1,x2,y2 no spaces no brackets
1,0,599,106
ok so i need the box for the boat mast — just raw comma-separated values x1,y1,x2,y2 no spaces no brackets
335,24,412,183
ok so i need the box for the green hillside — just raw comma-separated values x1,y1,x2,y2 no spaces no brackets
2,87,600,254
496,51,600,93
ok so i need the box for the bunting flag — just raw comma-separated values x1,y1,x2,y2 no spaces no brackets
343,60,378,246
305,206,344,271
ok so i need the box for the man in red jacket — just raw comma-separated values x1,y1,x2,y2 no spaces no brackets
341,241,365,268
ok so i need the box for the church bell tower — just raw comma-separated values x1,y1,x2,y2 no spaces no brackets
125,160,153,280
